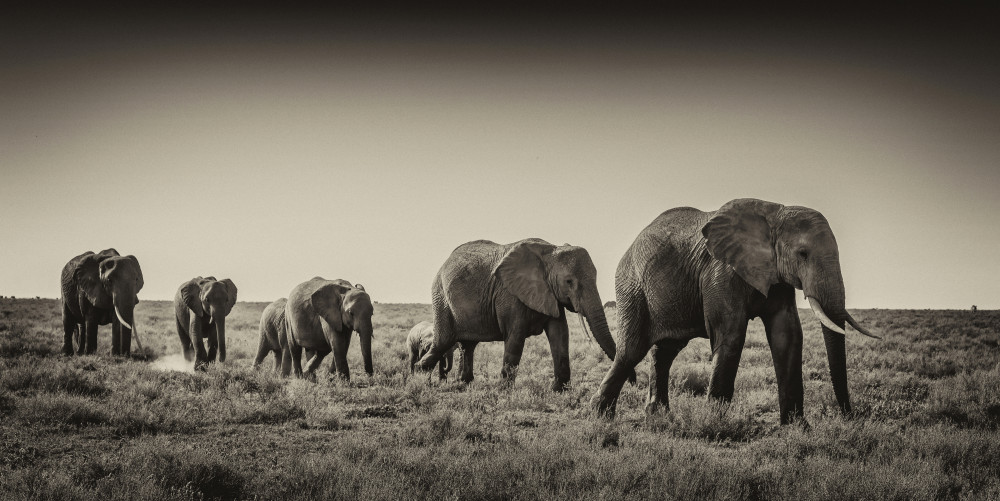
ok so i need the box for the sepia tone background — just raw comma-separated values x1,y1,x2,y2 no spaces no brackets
2,3,998,308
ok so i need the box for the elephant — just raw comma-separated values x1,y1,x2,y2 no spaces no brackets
408,320,456,380
174,276,237,369
415,238,628,391
284,277,374,380
254,298,288,371
60,249,144,356
591,198,879,424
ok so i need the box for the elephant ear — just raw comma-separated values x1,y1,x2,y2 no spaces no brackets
181,279,205,317
76,253,113,309
353,283,365,292
220,279,237,316
493,240,561,317
310,282,350,333
125,255,143,291
701,199,783,296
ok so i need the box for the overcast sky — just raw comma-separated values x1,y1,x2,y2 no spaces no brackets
2,4,998,308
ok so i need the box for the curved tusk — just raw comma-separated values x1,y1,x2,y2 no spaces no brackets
846,312,882,339
577,313,593,344
114,305,133,331
807,296,846,335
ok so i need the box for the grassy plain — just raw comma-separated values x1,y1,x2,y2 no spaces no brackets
1,297,999,500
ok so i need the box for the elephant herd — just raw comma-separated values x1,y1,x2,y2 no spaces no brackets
58,198,879,424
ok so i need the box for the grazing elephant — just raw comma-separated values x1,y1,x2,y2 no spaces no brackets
254,298,288,371
60,249,144,356
174,277,237,369
284,277,374,380
408,321,456,380
592,198,879,424
415,238,627,391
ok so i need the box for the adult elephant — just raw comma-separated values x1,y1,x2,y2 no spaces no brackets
415,238,627,391
408,320,456,380
174,276,237,369
285,277,374,380
60,249,143,356
592,198,879,424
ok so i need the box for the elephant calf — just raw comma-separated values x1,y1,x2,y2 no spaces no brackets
174,276,237,370
408,321,456,380
254,298,288,372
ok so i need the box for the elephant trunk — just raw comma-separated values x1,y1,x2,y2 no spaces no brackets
212,309,227,363
805,267,852,415
582,297,617,362
112,291,136,331
360,324,374,377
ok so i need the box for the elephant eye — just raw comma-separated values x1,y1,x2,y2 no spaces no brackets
798,249,809,260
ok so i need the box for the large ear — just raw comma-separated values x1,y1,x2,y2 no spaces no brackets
701,199,783,296
181,279,205,317
220,279,237,315
310,283,350,333
125,255,144,291
353,283,365,292
493,240,560,317
76,254,112,308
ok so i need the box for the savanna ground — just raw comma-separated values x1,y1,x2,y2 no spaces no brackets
1,297,999,500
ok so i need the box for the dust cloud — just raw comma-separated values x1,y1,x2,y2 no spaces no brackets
150,353,193,372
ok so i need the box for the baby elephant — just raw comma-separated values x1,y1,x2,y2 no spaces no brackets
408,321,456,380
254,298,288,372
174,276,237,370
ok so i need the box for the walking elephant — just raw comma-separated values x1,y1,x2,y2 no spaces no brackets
415,238,628,391
592,198,879,424
408,321,456,380
284,277,374,380
174,276,237,369
254,298,288,371
60,249,144,356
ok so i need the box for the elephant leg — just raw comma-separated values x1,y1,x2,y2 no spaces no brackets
206,330,218,362
191,319,210,370
121,325,132,356
592,286,651,417
83,319,99,355
761,287,805,424
544,315,571,392
706,315,749,402
111,321,121,356
646,338,689,415
332,333,352,381
416,300,456,372
272,350,281,372
304,350,329,376
458,342,477,383
280,348,292,377
62,308,76,356
177,319,195,362
500,335,526,387
289,343,304,378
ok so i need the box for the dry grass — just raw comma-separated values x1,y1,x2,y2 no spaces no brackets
1,297,998,500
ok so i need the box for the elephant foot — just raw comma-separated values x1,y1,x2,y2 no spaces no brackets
591,393,618,419
62,346,75,356
644,401,669,416
551,380,570,393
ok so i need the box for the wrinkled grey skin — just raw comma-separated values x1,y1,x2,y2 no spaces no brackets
285,277,374,380
592,199,878,424
60,249,143,356
254,298,288,371
415,238,625,391
174,276,238,370
408,321,456,380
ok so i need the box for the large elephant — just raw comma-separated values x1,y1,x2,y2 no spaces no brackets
60,249,143,356
592,198,879,424
284,277,374,380
174,276,237,369
415,238,626,391
408,321,456,380
254,298,288,371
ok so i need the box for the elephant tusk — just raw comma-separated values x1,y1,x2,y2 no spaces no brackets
577,313,594,344
115,305,133,331
806,297,846,335
846,312,882,339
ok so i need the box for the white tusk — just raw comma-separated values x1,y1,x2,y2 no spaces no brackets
577,313,593,344
846,313,882,339
115,305,133,331
807,296,846,335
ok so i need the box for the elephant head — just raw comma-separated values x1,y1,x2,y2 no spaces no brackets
180,277,237,363
702,198,877,414
77,249,144,330
493,240,618,364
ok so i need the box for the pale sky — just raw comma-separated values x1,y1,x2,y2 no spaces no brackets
2,5,999,308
